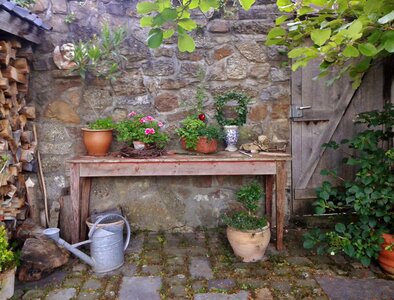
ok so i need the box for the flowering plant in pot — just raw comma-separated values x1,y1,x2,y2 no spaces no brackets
222,182,270,262
176,115,221,154
82,117,115,156
0,226,18,300
115,112,169,149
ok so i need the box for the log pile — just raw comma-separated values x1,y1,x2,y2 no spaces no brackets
0,38,35,221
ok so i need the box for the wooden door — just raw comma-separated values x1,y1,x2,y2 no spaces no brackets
291,61,385,215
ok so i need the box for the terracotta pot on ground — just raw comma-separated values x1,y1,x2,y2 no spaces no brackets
180,137,218,154
226,224,270,262
0,267,15,300
378,233,394,276
82,129,113,156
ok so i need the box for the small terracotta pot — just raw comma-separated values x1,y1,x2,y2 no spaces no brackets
82,128,113,156
378,233,394,275
181,137,218,154
226,224,270,262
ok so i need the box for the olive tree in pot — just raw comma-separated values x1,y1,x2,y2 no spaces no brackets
82,117,115,156
222,182,270,262
0,226,17,300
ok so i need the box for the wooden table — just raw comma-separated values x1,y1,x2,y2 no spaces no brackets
68,152,291,249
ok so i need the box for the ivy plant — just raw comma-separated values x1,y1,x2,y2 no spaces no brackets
215,91,251,127
266,0,394,88
136,0,257,52
304,104,394,266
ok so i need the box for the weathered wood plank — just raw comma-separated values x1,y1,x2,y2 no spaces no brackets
80,178,92,240
265,175,274,226
70,163,81,244
276,161,286,251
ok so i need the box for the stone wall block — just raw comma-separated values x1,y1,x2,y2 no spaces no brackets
32,0,50,13
112,72,147,96
152,47,174,58
207,20,230,33
206,60,228,81
226,55,248,79
180,62,205,77
236,42,267,63
177,50,204,61
44,100,81,124
232,20,272,34
270,67,291,82
52,0,68,14
248,103,270,122
105,2,126,16
33,55,56,71
212,45,234,61
272,103,290,119
60,87,83,107
154,92,179,112
238,5,277,20
249,63,270,81
143,59,176,76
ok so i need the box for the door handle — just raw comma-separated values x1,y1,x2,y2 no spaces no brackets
298,106,312,110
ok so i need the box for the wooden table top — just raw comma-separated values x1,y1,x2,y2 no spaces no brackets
68,151,291,164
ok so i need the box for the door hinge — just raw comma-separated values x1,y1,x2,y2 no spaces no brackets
290,105,312,118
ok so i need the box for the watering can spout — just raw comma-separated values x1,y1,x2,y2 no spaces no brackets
43,228,95,268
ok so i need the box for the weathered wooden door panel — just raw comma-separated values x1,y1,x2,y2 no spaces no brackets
291,62,384,215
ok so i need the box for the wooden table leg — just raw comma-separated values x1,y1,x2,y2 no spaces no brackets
70,163,81,244
276,161,286,251
80,178,92,241
265,175,274,227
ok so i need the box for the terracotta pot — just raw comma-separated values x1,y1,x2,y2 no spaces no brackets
0,267,15,300
226,224,270,262
378,233,394,275
180,137,218,154
82,128,113,156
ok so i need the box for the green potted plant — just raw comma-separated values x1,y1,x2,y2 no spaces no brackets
82,117,115,156
215,91,251,152
115,112,169,149
0,226,17,300
176,115,221,154
303,105,393,268
222,182,270,262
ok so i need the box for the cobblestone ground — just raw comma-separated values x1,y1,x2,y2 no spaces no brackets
13,228,394,300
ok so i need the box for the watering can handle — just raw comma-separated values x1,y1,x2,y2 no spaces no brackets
88,213,131,251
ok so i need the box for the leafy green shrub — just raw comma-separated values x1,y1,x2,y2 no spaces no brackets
0,226,16,273
87,117,114,130
215,91,250,127
222,182,267,231
176,115,221,150
304,104,394,266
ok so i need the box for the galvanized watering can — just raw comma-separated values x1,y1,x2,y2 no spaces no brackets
43,213,131,273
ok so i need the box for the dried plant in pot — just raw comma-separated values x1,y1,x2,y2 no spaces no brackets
0,226,17,300
176,115,221,154
82,117,114,156
222,182,270,262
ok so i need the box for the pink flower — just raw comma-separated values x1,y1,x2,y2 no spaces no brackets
144,128,155,135
128,111,137,117
157,121,163,127
140,117,146,123
145,116,154,121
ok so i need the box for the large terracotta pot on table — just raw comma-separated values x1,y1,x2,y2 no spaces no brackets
82,128,113,156
180,137,218,154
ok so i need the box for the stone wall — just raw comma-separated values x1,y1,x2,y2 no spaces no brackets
29,0,291,230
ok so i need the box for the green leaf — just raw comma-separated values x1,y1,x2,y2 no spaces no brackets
136,2,159,14
335,223,346,233
183,0,199,9
140,16,153,27
343,45,360,57
267,27,286,39
275,15,288,26
288,47,307,58
311,29,331,46
315,206,326,215
199,0,219,13
161,8,177,20
303,239,316,249
378,11,394,24
347,20,363,39
147,28,163,48
358,43,378,56
239,0,256,10
163,29,174,39
178,18,197,31
178,33,195,52
384,38,394,53
311,0,326,5
360,256,371,266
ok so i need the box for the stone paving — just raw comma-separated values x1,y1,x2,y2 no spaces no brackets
12,228,394,300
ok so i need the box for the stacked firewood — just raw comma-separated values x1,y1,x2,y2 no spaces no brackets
0,38,36,221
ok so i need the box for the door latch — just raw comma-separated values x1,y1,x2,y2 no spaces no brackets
290,105,312,118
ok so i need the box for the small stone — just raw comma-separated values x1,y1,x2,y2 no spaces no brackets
141,265,161,276
208,20,230,33
295,279,319,288
195,291,249,300
167,256,185,266
190,258,213,280
121,264,137,276
271,281,292,294
126,234,144,254
154,92,179,112
72,263,88,273
82,278,102,291
63,277,83,288
22,289,45,299
236,42,267,62
213,46,233,61
255,288,274,300
169,284,187,297
270,67,290,82
77,291,102,300
46,288,77,300
52,0,67,13
208,279,236,291
119,276,161,300
227,55,248,79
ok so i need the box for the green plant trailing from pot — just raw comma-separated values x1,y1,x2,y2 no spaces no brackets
176,115,221,150
222,182,267,230
115,112,169,149
82,117,115,156
72,22,127,81
87,117,115,130
303,104,394,266
215,91,251,127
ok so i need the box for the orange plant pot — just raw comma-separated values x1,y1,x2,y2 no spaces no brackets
378,233,394,275
82,128,113,156
181,137,218,154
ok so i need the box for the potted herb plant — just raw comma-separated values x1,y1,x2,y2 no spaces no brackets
222,182,270,262
215,91,251,152
378,233,394,275
0,226,17,300
176,115,221,154
115,112,169,149
82,117,115,156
